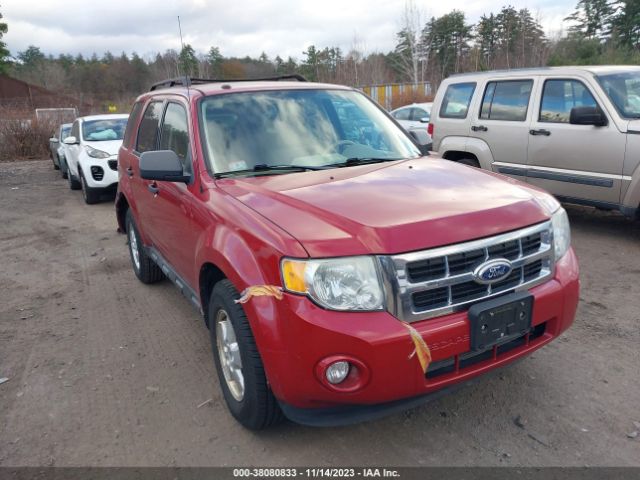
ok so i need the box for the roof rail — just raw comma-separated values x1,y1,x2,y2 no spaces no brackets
149,74,308,91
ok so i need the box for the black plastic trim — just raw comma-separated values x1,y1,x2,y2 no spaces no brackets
528,170,614,187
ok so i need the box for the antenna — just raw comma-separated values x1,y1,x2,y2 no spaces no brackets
177,16,191,95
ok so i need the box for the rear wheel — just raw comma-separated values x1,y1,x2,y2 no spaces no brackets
60,157,68,179
125,209,164,284
209,279,283,430
52,154,60,170
80,170,101,204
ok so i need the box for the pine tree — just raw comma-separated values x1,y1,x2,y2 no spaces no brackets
0,4,9,74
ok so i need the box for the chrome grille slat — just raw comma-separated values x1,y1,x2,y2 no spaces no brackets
378,221,555,322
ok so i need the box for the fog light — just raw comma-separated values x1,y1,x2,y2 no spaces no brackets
325,361,350,384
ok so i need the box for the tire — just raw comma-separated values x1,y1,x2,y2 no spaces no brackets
68,167,81,190
52,154,60,170
80,170,101,205
457,157,480,168
209,279,284,430
60,157,68,179
125,209,164,284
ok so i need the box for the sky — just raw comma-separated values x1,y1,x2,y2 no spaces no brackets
2,0,575,61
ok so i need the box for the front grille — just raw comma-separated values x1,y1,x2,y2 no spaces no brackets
108,159,118,171
379,221,555,322
426,322,547,380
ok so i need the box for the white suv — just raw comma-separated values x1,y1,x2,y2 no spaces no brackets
64,114,129,204
430,66,640,218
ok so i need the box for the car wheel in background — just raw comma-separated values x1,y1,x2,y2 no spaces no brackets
68,168,81,190
457,158,480,168
125,209,164,284
209,279,284,430
52,154,60,170
59,157,69,179
80,170,101,205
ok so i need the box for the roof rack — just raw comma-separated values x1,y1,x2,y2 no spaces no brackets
149,74,308,91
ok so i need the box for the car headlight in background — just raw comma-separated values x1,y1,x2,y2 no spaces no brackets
551,207,571,260
85,145,110,159
281,256,384,311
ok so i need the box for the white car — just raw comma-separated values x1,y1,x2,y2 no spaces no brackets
64,114,129,204
390,102,433,131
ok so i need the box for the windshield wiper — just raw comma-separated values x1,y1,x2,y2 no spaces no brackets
214,163,325,178
339,157,402,167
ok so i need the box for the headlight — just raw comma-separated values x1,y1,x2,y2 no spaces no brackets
551,208,571,260
281,256,384,311
85,145,110,159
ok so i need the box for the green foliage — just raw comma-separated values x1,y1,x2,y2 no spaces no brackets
0,4,9,74
178,44,198,77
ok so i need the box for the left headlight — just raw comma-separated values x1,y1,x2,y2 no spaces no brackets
281,256,384,311
551,207,571,260
85,145,110,159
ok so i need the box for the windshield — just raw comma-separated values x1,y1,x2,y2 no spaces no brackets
597,71,640,118
199,89,420,176
82,118,128,142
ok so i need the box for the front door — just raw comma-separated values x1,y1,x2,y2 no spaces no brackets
526,78,625,204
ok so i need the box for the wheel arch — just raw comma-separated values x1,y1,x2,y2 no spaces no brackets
439,136,494,170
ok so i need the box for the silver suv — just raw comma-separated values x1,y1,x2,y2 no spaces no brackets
430,66,640,218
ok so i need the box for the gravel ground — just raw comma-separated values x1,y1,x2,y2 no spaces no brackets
0,160,639,467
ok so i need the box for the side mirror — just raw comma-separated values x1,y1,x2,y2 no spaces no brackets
570,106,607,126
409,129,433,155
63,136,78,145
418,117,430,124
139,150,190,183
50,137,59,142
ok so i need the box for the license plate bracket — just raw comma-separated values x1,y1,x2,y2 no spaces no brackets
467,291,533,351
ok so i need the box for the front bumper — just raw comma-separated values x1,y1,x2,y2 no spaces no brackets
81,155,119,189
260,248,579,421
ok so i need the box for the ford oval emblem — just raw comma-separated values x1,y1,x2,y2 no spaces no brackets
473,259,513,284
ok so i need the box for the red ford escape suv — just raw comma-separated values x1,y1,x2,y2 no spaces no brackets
115,75,579,429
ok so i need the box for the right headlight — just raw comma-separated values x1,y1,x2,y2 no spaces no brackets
281,256,384,311
551,207,571,260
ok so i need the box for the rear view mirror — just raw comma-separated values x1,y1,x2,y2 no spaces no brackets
139,150,190,183
419,117,429,123
50,137,59,142
63,136,78,145
409,129,433,155
570,106,607,126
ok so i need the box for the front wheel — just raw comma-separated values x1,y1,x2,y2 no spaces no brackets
80,170,101,204
68,167,81,190
209,280,283,430
60,157,68,179
52,154,60,170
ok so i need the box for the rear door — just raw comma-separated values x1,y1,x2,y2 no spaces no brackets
432,81,477,151
526,77,625,204
469,78,535,176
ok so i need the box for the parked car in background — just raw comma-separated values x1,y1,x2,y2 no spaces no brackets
391,102,433,150
430,66,640,219
49,123,72,171
64,114,128,204
115,76,578,430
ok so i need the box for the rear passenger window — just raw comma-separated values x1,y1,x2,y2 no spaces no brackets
159,103,190,163
136,101,163,153
123,102,143,148
540,79,598,123
394,108,411,120
439,83,476,119
480,80,533,121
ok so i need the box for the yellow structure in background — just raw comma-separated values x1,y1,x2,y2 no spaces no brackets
108,105,117,113
361,82,432,110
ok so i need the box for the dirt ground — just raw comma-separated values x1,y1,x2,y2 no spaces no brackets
1,160,639,467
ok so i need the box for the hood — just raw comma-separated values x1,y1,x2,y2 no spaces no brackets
84,140,123,156
217,159,551,257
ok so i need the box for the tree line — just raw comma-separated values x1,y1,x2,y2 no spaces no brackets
0,0,639,109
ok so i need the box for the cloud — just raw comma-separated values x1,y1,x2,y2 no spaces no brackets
2,0,574,60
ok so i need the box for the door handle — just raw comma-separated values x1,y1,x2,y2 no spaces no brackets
471,125,488,132
126,167,134,178
147,182,159,195
529,129,551,136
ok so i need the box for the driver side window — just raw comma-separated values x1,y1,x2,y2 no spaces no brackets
159,103,191,174
540,79,598,123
